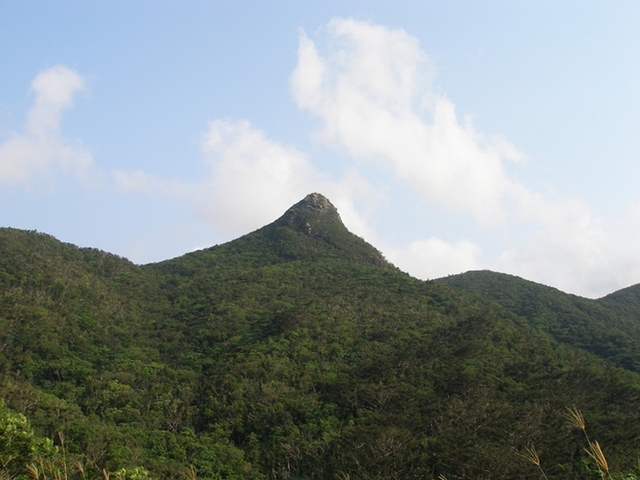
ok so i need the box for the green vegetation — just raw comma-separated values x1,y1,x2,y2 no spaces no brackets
1,194,640,479
436,270,640,372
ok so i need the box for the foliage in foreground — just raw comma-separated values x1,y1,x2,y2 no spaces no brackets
3,401,640,480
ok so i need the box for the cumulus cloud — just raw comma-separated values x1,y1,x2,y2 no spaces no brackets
291,18,525,227
197,119,324,234
289,18,640,298
0,65,92,185
115,119,376,240
497,192,640,297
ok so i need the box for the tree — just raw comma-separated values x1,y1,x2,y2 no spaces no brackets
0,400,55,478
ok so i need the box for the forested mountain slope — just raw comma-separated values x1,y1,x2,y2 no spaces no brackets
599,283,640,316
436,270,640,373
2,194,640,480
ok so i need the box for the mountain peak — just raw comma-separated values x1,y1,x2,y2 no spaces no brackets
274,193,343,233
263,193,386,266
295,193,337,214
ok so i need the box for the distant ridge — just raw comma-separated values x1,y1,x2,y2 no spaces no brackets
599,282,640,310
436,269,640,372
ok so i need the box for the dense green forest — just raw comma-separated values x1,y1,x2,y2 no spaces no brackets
437,270,640,373
1,193,640,479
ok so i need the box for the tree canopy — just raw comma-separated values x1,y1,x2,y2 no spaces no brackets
1,194,640,479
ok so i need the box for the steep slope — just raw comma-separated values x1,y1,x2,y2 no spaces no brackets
436,270,640,372
1,197,640,479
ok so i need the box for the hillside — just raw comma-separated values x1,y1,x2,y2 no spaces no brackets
2,194,640,480
436,270,640,373
599,283,640,316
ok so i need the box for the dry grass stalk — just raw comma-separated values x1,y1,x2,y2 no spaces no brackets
58,432,67,480
517,444,549,480
585,441,610,475
521,444,542,467
564,406,586,430
25,463,40,479
565,406,591,443
74,460,86,480
181,465,197,480
0,455,16,469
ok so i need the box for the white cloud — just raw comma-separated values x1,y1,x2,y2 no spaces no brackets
115,119,376,240
289,17,640,298
291,18,525,228
497,193,640,297
0,65,92,185
387,237,484,280
197,119,326,235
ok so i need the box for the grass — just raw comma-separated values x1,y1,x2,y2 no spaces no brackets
517,406,640,480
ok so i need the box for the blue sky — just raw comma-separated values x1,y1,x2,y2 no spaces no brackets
1,1,639,298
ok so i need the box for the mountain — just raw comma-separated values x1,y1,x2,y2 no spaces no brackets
1,194,640,480
435,270,640,373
